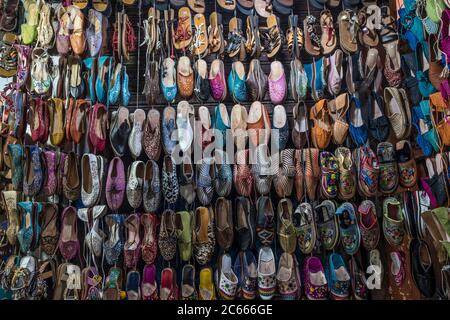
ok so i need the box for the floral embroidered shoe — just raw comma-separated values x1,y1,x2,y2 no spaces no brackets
196,158,215,206
159,209,177,261
62,151,80,202
124,214,141,269
17,201,35,254
81,154,101,207
2,191,19,246
334,147,356,200
396,140,417,188
256,196,275,247
303,256,328,300
315,200,339,251
141,213,159,265
175,210,194,262
106,157,125,212
8,144,23,191
257,246,276,300
162,155,179,205
234,251,258,300
126,161,145,209
104,214,125,265
58,206,79,261
23,145,43,198
390,251,406,287
319,151,339,199
377,142,399,194
277,198,297,254
357,200,380,251
382,197,405,247
193,206,215,266
181,264,197,300
276,253,301,300
143,160,161,213
293,202,316,254
354,145,379,197
326,253,350,300
142,264,158,300
216,253,238,300
336,202,361,255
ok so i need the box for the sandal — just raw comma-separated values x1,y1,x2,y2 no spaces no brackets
358,5,380,47
245,15,257,57
303,15,321,56
338,10,359,54
320,10,337,55
261,14,282,58
191,13,208,57
226,17,246,60
173,7,192,51
286,14,303,59
208,11,224,54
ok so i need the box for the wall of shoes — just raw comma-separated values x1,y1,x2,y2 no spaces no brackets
0,0,450,301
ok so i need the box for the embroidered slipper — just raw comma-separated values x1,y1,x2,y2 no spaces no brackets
396,140,417,188
377,142,399,194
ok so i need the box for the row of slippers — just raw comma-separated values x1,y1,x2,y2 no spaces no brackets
2,139,427,211
2,88,434,160
0,193,436,300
